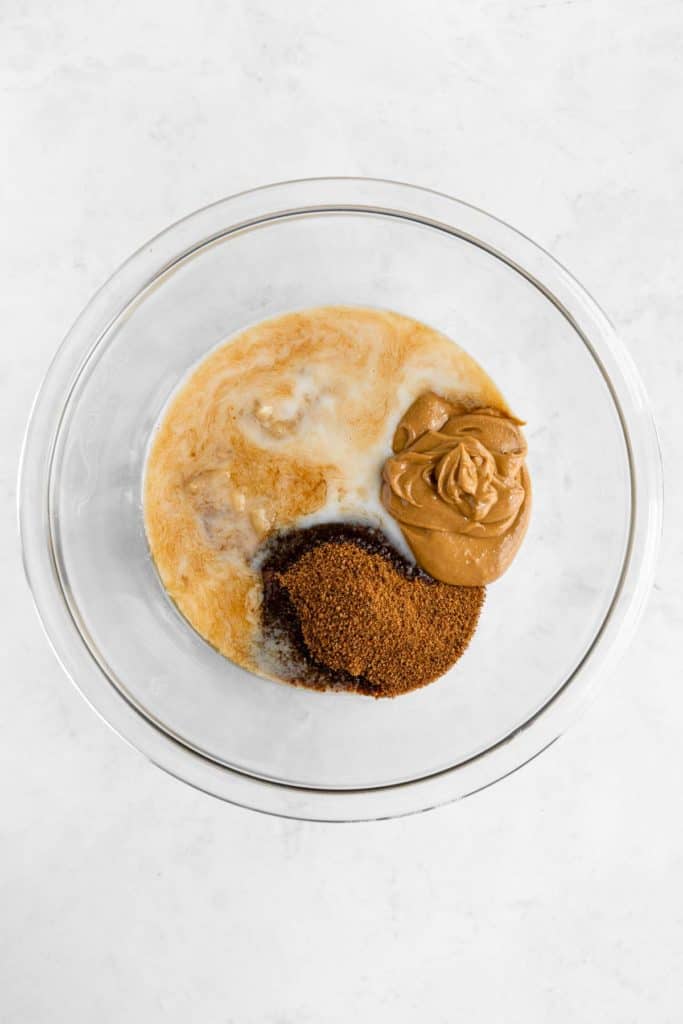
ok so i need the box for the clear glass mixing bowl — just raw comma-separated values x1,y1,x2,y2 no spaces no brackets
19,179,662,820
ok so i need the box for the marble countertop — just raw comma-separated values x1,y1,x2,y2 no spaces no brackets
2,1,682,1020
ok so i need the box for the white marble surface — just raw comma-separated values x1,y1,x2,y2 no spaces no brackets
2,1,682,1020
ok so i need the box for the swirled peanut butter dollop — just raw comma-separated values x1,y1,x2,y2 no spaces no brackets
381,392,531,586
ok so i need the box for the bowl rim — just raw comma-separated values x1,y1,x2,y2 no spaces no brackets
18,176,663,821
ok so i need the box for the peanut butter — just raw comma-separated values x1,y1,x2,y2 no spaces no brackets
381,393,531,586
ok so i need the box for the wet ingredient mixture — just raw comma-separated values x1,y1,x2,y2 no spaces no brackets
144,306,506,688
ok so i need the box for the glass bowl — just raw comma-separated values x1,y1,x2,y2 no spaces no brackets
19,178,662,821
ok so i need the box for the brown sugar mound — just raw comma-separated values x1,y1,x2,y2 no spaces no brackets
276,540,484,697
